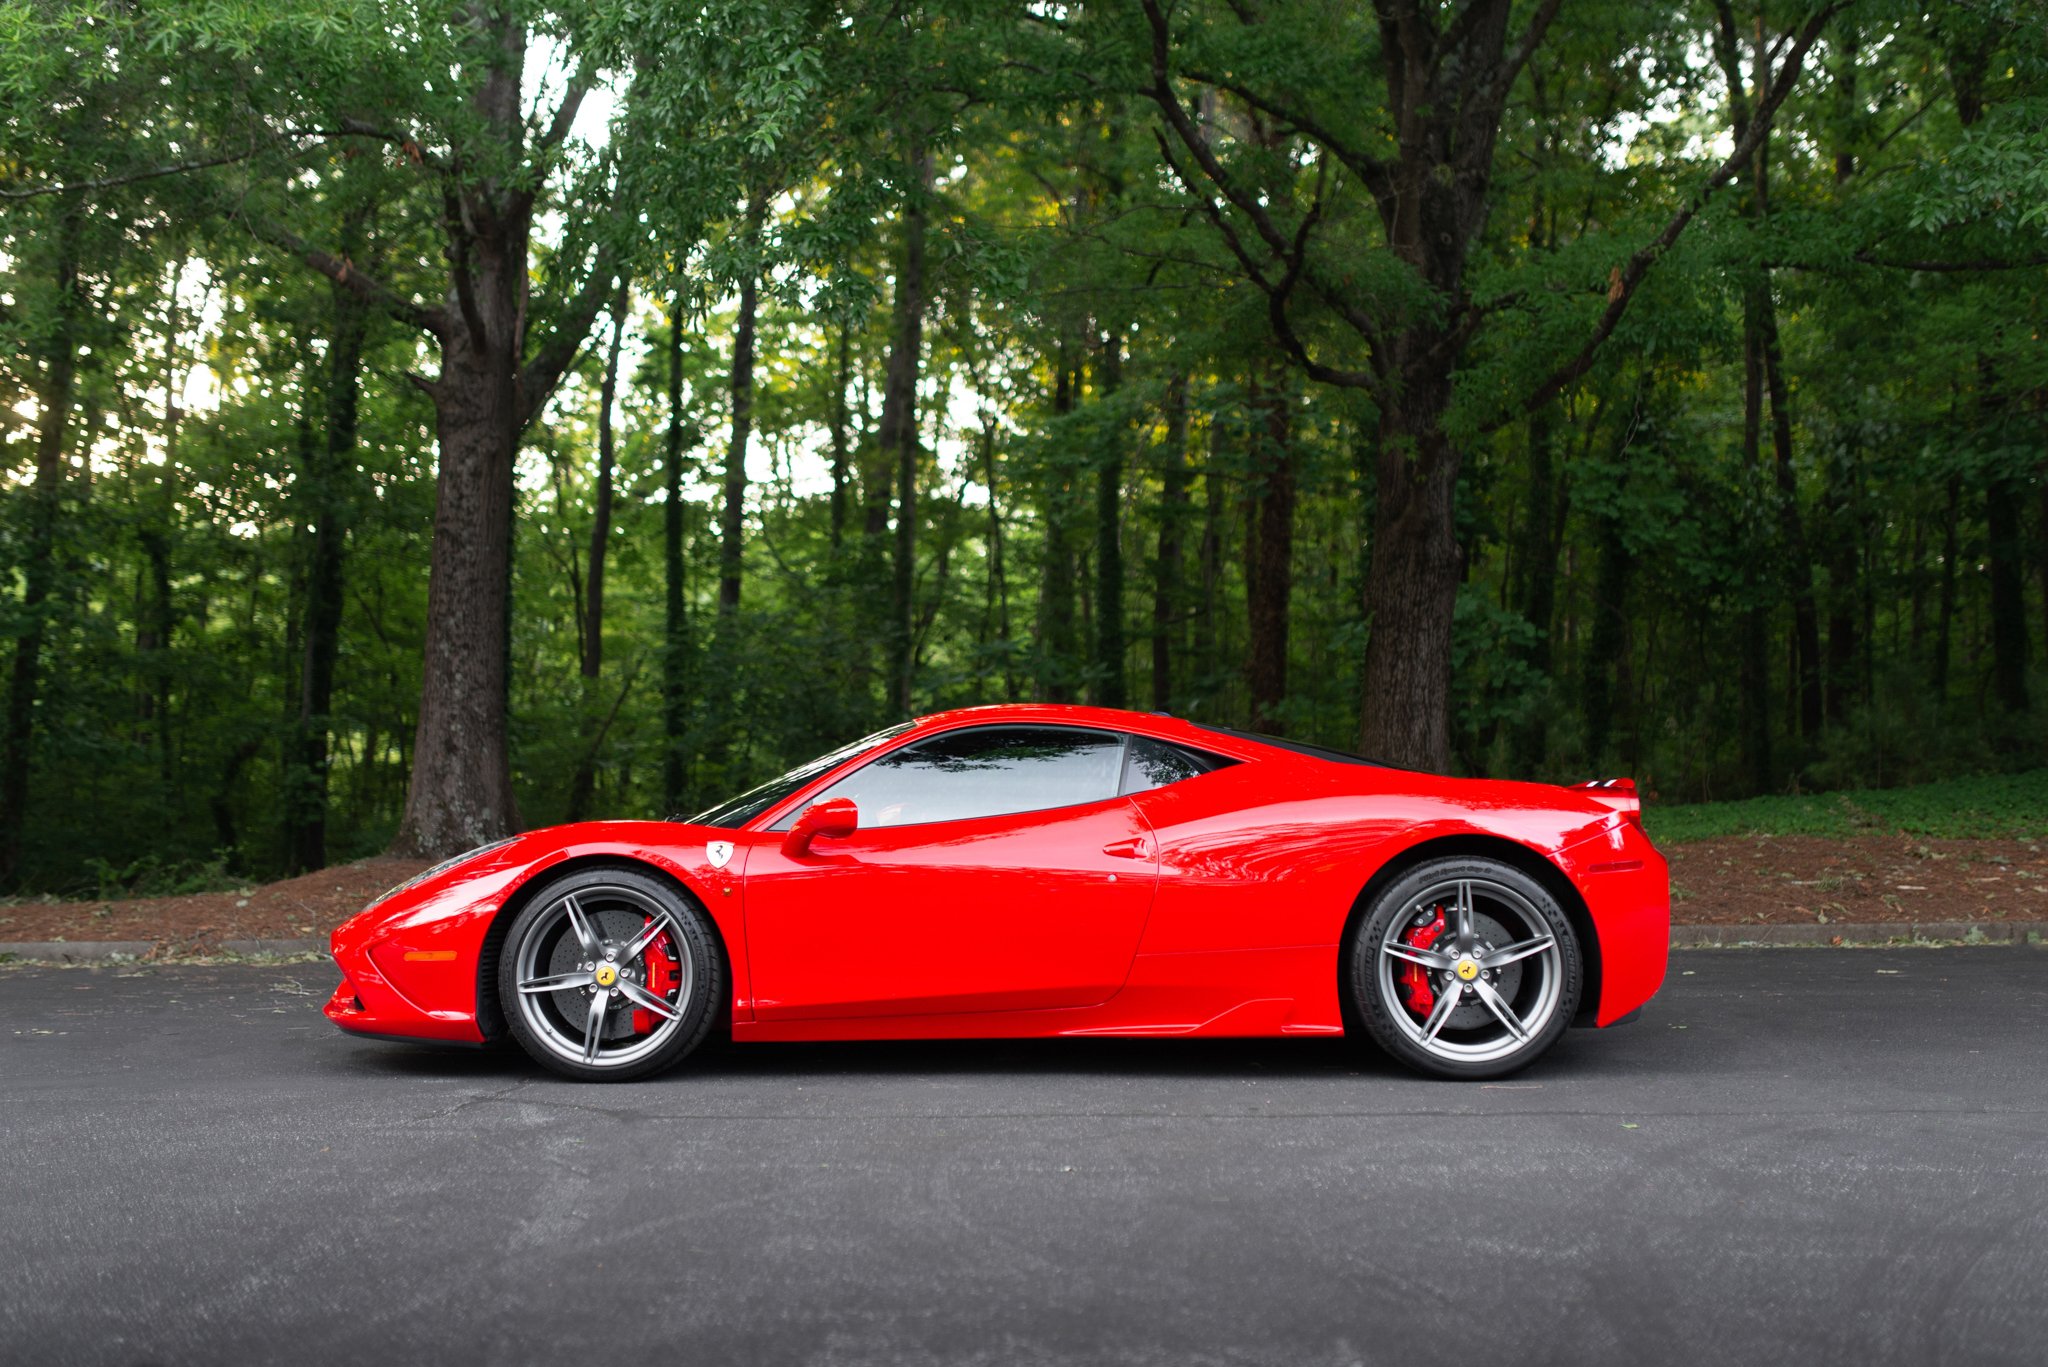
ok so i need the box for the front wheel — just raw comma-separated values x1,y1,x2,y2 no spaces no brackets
1348,857,1581,1080
497,866,723,1082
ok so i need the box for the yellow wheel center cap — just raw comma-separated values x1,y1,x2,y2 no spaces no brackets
593,964,619,988
1455,959,1479,982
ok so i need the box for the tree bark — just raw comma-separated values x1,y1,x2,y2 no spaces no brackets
1193,418,1224,678
0,207,83,884
1582,495,1632,769
661,295,692,813
1245,370,1296,731
1358,366,1462,767
283,270,368,872
1718,19,1822,745
1038,356,1080,703
881,145,933,716
1151,373,1190,712
718,194,766,619
383,9,620,857
1145,0,1832,770
137,256,186,787
979,410,1016,700
567,295,627,822
1090,332,1126,708
1509,404,1560,774
393,279,524,855
828,323,852,555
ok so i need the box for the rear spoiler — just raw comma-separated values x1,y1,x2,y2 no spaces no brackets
1569,777,1641,827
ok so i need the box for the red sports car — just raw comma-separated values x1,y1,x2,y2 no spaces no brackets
326,704,1668,1081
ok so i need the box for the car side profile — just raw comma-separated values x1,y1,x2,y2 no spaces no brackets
325,703,1669,1081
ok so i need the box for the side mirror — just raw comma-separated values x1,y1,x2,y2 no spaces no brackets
782,798,859,858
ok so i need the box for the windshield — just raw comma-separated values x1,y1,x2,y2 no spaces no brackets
685,723,916,829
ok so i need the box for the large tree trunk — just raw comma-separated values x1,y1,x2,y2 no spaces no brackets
718,195,766,619
0,208,83,884
1358,365,1462,768
1090,333,1126,708
283,275,368,872
1151,373,1190,712
391,260,524,857
388,9,616,858
568,298,627,822
880,146,933,716
661,296,692,813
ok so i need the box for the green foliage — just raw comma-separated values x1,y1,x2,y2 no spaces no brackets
1645,769,2048,845
2,0,2046,889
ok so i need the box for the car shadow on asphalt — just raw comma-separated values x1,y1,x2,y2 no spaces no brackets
323,1031,1643,1085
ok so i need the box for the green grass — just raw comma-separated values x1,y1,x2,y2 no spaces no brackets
1643,769,2048,845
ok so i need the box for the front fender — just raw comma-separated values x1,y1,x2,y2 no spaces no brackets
325,822,748,1043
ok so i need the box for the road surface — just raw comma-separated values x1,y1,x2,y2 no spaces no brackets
3,948,2044,1366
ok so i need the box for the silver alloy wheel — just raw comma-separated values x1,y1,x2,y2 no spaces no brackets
1375,877,1562,1066
510,884,695,1070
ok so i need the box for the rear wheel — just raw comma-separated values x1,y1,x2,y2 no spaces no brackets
1348,857,1580,1080
497,866,722,1082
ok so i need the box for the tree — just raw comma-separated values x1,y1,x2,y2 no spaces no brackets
1135,0,1843,770
0,202,86,882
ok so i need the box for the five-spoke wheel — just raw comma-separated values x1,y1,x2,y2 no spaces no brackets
497,866,721,1082
1349,857,1580,1079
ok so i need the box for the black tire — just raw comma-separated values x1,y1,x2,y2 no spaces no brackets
496,865,723,1082
1347,856,1581,1080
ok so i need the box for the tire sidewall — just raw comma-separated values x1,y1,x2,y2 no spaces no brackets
1347,856,1581,1080
496,864,723,1082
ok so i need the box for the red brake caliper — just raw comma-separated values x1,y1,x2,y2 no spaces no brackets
631,918,677,1034
1397,907,1447,1017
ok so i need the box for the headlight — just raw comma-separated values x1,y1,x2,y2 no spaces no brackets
370,837,519,908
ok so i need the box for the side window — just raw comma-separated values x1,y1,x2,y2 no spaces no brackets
1120,735,1231,795
787,726,1127,829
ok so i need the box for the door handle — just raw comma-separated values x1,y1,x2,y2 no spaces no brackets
1102,835,1152,860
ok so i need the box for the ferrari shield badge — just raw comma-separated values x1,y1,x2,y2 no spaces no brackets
706,840,734,870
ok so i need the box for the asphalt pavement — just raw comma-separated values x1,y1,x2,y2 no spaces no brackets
3,948,2045,1367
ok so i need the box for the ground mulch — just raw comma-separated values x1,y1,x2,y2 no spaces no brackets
0,857,433,954
2,834,2043,954
1666,834,2048,927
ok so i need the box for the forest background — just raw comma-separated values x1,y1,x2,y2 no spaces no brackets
1,0,2044,893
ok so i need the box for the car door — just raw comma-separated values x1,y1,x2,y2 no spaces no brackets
739,725,1160,1021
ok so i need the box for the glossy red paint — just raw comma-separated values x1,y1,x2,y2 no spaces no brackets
324,703,1669,1050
